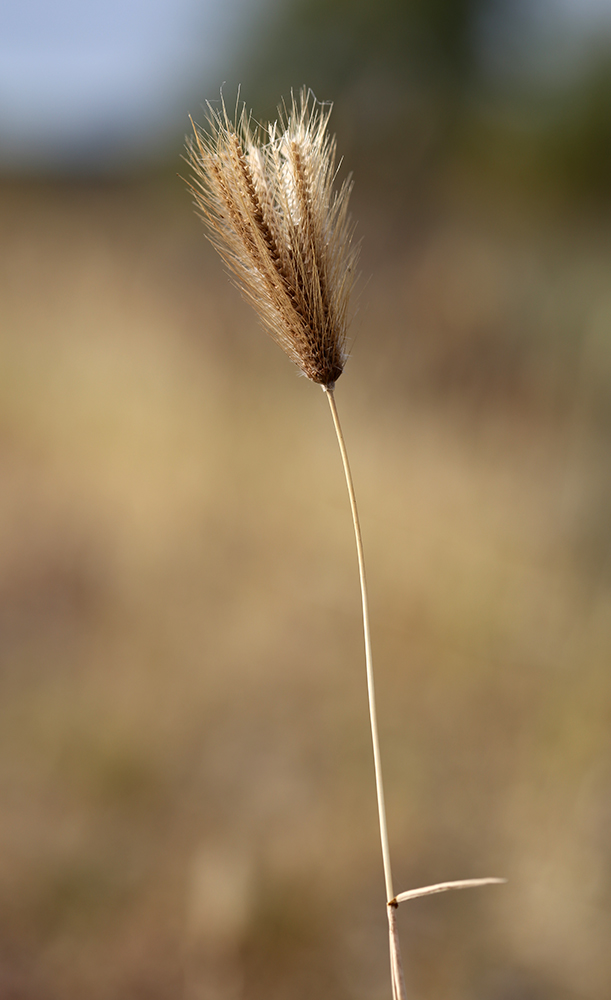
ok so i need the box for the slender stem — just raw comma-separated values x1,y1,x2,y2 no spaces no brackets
325,387,406,1000
388,904,407,1000
324,387,394,901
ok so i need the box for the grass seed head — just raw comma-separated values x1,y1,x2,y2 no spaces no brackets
187,89,359,388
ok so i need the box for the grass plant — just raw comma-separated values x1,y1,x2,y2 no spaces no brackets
186,88,505,999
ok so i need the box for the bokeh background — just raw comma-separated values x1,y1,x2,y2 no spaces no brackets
1,1,611,997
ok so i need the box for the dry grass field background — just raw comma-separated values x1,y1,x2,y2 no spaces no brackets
1,173,610,999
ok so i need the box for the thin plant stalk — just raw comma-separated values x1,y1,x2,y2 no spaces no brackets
325,386,406,1000
388,903,407,1000
324,387,394,901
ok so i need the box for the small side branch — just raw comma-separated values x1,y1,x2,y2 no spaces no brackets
392,878,507,905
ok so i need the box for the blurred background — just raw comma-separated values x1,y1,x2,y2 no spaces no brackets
1,1,611,997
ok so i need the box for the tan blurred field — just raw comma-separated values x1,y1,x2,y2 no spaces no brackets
0,175,610,999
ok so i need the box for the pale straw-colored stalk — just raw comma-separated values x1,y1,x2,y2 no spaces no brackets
186,89,505,1000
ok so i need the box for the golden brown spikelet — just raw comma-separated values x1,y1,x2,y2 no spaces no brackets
186,89,359,388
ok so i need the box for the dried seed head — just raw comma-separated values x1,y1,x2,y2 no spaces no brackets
186,89,359,388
